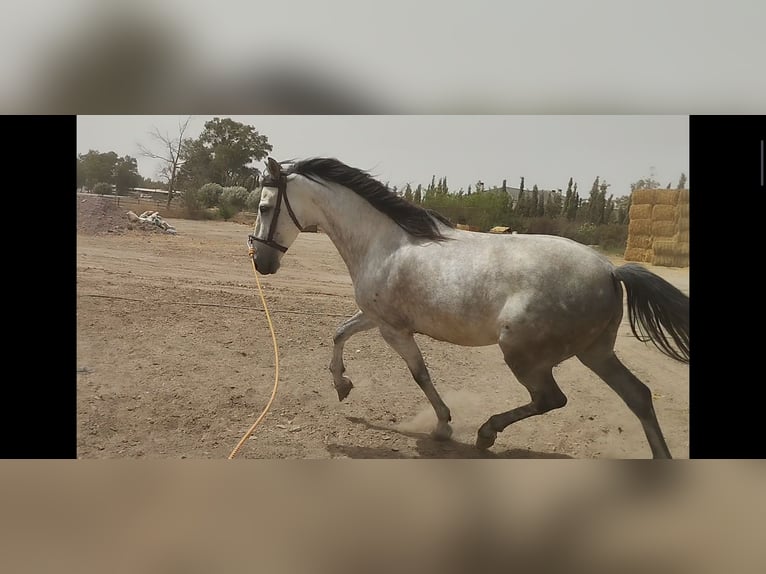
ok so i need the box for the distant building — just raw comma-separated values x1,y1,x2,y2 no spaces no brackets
128,187,177,201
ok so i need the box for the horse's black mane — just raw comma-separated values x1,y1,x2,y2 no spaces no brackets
281,157,454,241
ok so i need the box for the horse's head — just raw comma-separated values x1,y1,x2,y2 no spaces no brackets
249,157,305,274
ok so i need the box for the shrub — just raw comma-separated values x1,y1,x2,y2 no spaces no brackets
525,217,558,235
596,223,628,253
93,182,112,195
572,222,598,245
245,188,262,212
220,186,249,212
183,186,203,214
218,201,237,220
198,183,224,208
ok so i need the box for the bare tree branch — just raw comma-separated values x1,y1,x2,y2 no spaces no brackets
138,116,192,209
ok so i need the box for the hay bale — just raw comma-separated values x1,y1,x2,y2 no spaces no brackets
676,204,690,219
676,230,690,243
654,189,680,205
654,254,689,268
651,221,677,238
677,217,690,232
627,235,652,249
629,204,652,219
623,247,642,261
652,240,678,256
643,250,653,263
678,189,690,204
651,204,677,221
631,189,656,204
674,242,690,256
652,254,672,267
624,247,652,263
629,219,652,235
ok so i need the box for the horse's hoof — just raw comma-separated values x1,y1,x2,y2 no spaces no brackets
476,429,496,450
334,377,353,402
431,422,453,441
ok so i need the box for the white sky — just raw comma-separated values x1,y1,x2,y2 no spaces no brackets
76,115,688,198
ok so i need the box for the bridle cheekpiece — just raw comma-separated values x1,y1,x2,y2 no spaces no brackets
248,173,303,254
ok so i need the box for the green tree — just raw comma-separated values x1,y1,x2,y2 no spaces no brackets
76,158,85,189
93,182,113,195
587,177,600,223
414,184,422,204
604,194,615,223
616,195,631,224
404,183,413,202
597,181,610,224
630,174,662,192
562,177,573,217
113,155,141,195
677,172,687,189
76,150,141,195
531,185,539,217
566,188,579,221
515,176,525,214
545,190,563,218
77,150,119,189
199,117,271,187
178,137,214,191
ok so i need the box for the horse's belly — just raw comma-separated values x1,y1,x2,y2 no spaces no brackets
411,316,500,347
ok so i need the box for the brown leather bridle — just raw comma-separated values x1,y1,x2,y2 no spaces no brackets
248,173,303,254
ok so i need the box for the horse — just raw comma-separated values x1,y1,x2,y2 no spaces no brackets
249,157,689,458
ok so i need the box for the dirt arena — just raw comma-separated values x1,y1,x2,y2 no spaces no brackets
76,196,689,459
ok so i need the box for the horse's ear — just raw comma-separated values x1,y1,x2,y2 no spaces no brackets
267,157,282,178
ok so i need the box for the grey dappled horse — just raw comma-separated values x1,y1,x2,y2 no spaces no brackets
249,157,689,458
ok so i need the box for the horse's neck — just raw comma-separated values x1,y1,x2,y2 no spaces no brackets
307,181,405,278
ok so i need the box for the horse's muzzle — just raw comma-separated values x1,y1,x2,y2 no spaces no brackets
248,235,283,275
252,250,281,275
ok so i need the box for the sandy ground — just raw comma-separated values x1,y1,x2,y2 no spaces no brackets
76,197,689,459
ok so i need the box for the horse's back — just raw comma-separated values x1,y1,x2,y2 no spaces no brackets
440,231,615,290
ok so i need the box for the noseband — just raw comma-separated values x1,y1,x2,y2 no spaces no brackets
248,174,303,254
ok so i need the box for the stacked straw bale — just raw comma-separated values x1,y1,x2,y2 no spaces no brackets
624,190,655,263
624,188,689,267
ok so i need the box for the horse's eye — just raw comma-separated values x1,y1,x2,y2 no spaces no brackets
259,205,270,214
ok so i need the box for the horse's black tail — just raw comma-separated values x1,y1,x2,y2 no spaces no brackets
614,263,689,364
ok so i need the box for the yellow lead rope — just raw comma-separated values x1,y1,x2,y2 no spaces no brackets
228,251,281,459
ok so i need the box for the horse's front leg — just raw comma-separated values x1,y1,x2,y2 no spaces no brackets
329,310,376,401
378,325,453,441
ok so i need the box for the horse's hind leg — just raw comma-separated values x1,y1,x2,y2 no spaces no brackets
329,310,376,401
476,360,567,450
378,326,453,440
577,348,672,459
